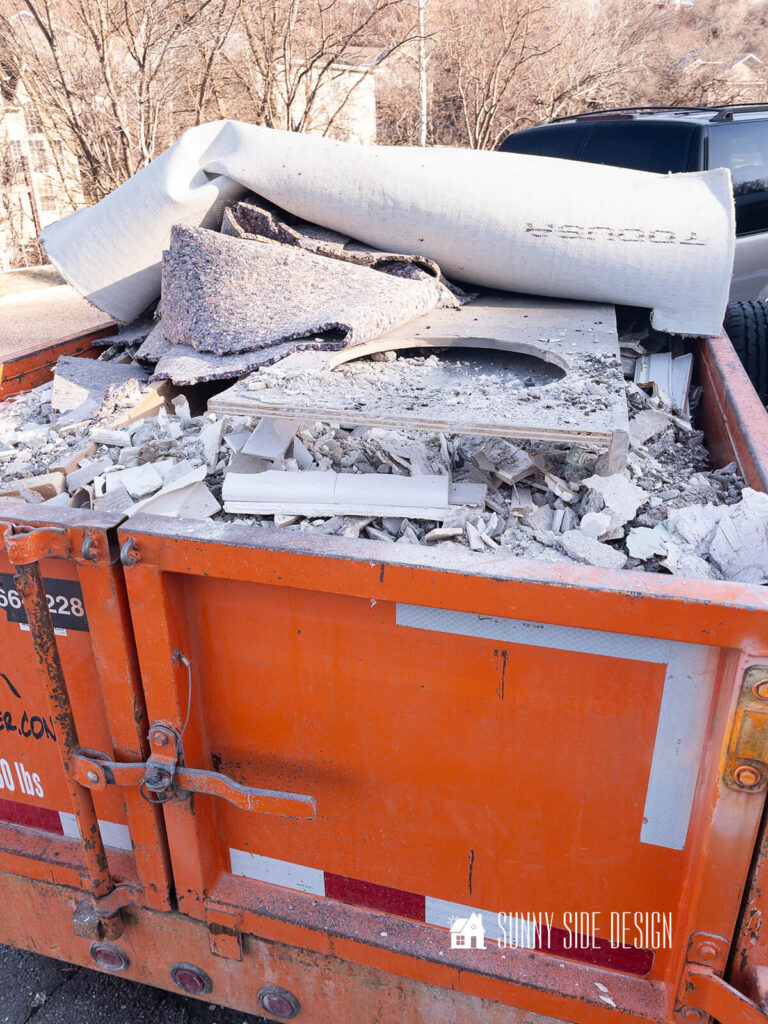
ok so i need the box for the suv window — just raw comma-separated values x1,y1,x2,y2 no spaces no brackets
500,120,700,173
708,121,768,235
498,123,591,160
578,122,700,174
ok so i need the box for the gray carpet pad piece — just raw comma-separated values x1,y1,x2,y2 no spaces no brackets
220,197,471,302
161,223,460,359
139,322,344,385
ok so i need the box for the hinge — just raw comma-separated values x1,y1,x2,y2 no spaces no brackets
725,666,768,791
73,725,316,819
675,932,768,1023
72,884,139,941
1,523,71,564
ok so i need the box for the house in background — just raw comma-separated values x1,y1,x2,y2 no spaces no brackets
683,51,767,98
0,72,83,270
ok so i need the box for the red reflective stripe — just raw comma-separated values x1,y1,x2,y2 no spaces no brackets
324,872,426,922
539,927,654,976
0,798,64,835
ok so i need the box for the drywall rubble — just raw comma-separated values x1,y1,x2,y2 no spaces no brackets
0,347,763,584
0,365,220,520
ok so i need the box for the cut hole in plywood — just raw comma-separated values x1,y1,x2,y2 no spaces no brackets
210,292,630,469
344,346,567,392
328,334,570,375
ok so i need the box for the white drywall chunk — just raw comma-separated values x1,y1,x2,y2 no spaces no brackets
627,526,668,560
708,489,768,584
560,530,627,569
582,473,648,529
629,409,671,445
580,511,613,539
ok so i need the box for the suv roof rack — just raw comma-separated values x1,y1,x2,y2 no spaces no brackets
547,103,768,125
548,106,719,123
710,103,768,120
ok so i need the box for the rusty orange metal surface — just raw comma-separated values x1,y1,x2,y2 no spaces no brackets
0,868,603,1024
0,504,171,915
0,332,765,1023
700,332,768,492
115,509,768,1023
0,324,117,401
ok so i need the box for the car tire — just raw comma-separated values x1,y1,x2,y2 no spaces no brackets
723,300,768,403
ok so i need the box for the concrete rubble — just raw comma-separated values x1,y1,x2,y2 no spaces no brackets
0,341,764,584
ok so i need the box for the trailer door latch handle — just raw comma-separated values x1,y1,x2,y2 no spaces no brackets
74,726,316,820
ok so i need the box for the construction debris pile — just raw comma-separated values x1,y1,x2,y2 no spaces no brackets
1,185,765,585
1,340,765,584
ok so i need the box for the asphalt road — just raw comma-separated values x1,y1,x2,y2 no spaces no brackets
0,945,272,1024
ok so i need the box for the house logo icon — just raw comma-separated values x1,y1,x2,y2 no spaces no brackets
450,912,486,949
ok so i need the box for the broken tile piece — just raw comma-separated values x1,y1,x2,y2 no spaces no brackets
94,482,134,513
224,429,252,453
448,481,487,507
66,458,113,493
242,418,301,461
112,463,164,500
465,520,484,551
90,427,133,447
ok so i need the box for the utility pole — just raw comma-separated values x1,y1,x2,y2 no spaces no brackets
20,154,43,264
418,0,428,146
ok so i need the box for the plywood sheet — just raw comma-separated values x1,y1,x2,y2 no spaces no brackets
210,293,629,461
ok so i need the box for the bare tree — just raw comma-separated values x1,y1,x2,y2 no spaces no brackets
524,0,671,125
0,0,220,200
218,0,415,140
431,0,555,150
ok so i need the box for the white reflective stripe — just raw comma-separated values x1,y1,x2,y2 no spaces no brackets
396,604,716,852
396,604,673,663
229,848,326,896
425,896,534,948
640,644,717,849
58,812,132,852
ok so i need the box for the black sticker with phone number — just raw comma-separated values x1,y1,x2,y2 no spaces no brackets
0,574,89,632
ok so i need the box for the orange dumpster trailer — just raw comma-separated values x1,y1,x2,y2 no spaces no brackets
0,331,767,1024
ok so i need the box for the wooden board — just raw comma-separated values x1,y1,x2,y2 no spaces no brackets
209,292,630,466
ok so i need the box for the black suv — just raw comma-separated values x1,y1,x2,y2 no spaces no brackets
500,105,768,400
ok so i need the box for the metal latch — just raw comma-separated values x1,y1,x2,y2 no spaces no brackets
725,666,768,791
73,725,316,819
675,933,768,1023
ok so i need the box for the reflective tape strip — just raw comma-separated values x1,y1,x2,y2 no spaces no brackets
395,604,717,851
229,848,325,896
227,851,654,975
0,798,63,834
59,812,132,852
